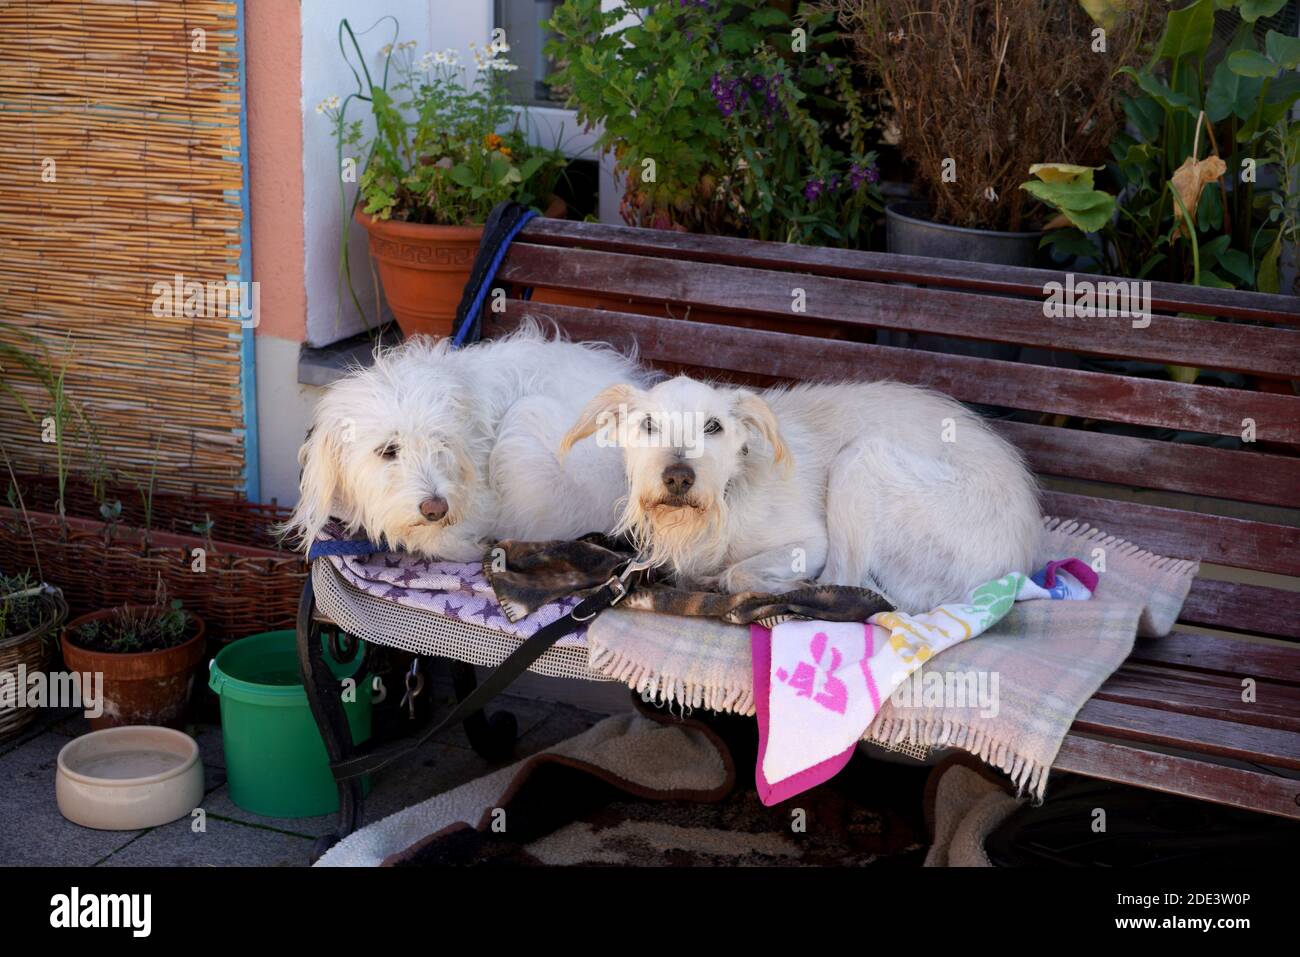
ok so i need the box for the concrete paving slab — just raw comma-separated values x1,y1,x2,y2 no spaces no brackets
98,815,313,867
0,731,144,866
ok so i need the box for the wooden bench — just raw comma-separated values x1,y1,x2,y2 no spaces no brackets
474,218,1300,821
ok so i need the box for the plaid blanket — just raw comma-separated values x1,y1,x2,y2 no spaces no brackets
583,518,1199,800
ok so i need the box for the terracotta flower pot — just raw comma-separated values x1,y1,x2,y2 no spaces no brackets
61,608,207,731
355,210,482,340
356,198,568,340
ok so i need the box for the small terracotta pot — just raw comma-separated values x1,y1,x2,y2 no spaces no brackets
356,210,483,340
356,197,568,340
61,608,207,731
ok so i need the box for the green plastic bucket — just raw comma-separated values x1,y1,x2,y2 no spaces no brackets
209,630,372,818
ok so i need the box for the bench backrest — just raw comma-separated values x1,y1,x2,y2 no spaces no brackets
488,219,1300,645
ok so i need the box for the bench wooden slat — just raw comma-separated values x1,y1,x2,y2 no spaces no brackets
503,244,1300,376
1130,631,1300,682
1180,578,1300,641
1073,697,1300,769
991,419,1300,510
1039,490,1300,577
519,218,1300,325
1099,664,1300,732
493,303,1300,443
1054,735,1300,819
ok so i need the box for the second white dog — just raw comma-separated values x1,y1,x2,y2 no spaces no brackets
560,375,1041,613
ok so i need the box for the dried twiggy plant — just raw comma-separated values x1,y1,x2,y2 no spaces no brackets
829,0,1160,231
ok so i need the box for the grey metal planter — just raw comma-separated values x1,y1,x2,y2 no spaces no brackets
884,200,1044,267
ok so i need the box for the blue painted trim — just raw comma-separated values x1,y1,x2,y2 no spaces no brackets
234,0,260,502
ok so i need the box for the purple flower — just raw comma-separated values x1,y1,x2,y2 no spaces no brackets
804,178,824,201
711,71,751,117
848,162,881,191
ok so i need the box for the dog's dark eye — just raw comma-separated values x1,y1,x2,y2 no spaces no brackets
377,442,400,460
642,417,658,435
703,418,722,435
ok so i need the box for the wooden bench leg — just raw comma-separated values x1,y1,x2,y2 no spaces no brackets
295,575,365,861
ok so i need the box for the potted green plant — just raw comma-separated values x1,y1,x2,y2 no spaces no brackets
1024,0,1299,294
1021,0,1299,385
324,22,570,339
61,582,206,731
546,0,883,244
0,572,67,742
833,0,1155,266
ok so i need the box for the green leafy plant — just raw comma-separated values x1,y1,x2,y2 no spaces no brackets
0,571,48,643
547,0,882,243
324,20,569,227
1027,0,1300,293
71,580,191,655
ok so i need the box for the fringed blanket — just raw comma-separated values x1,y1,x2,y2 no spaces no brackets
583,519,1198,801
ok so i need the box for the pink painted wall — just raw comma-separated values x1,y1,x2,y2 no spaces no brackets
247,0,306,342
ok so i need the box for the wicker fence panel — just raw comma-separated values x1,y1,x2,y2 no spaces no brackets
0,516,306,645
0,0,248,498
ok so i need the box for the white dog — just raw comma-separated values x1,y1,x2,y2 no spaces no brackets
560,375,1041,613
286,324,648,561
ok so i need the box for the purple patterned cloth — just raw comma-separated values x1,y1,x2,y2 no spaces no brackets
319,531,585,645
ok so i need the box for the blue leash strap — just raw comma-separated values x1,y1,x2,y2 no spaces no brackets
308,538,383,561
450,203,540,349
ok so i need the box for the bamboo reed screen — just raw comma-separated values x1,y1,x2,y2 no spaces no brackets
0,0,249,499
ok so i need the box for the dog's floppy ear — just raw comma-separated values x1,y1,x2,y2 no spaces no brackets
559,383,643,459
283,416,348,551
732,390,791,470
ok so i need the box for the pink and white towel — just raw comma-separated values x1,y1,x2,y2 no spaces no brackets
751,559,1097,805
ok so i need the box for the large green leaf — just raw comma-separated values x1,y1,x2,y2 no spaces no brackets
1198,233,1231,265
1205,24,1266,121
1257,233,1282,293
1239,0,1288,21
1265,30,1300,70
1228,49,1277,77
1217,247,1254,286
1154,0,1215,63
1118,67,1196,111
1020,179,1117,233
1122,93,1164,142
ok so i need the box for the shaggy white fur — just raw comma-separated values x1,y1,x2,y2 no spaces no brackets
561,375,1041,613
286,324,649,560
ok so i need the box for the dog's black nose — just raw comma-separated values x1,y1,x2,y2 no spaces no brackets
661,463,695,496
419,496,449,521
